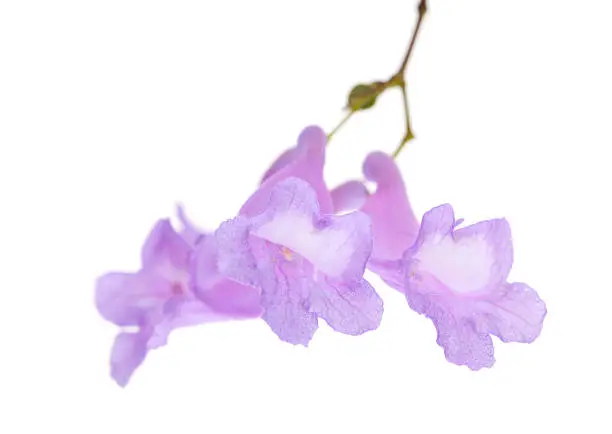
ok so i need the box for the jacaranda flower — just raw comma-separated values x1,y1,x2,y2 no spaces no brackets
95,219,260,386
332,152,547,369
213,177,383,346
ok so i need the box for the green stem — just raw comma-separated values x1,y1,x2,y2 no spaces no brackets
391,84,415,158
327,110,355,144
398,0,428,74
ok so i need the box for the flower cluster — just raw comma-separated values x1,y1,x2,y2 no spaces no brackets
95,126,546,386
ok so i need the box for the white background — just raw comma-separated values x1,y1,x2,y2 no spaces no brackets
1,1,611,433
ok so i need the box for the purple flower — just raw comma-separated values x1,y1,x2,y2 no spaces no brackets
332,152,547,369
95,218,260,386
214,177,383,346
404,204,546,369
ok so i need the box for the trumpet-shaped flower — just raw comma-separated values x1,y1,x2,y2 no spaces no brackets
332,152,546,369
215,177,383,345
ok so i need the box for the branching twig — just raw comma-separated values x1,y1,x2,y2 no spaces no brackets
327,0,428,159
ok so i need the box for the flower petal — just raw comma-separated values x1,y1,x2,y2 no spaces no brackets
330,180,369,213
240,125,333,217
416,203,455,236
360,152,420,261
191,237,262,318
454,218,514,290
255,174,319,222
405,292,496,370
214,216,260,287
199,280,262,318
141,219,191,271
258,257,319,346
310,278,383,335
475,282,547,343
434,313,496,370
191,234,221,290
110,329,151,387
95,272,167,326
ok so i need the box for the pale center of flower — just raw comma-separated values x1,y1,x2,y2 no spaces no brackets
416,234,493,294
254,211,353,277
